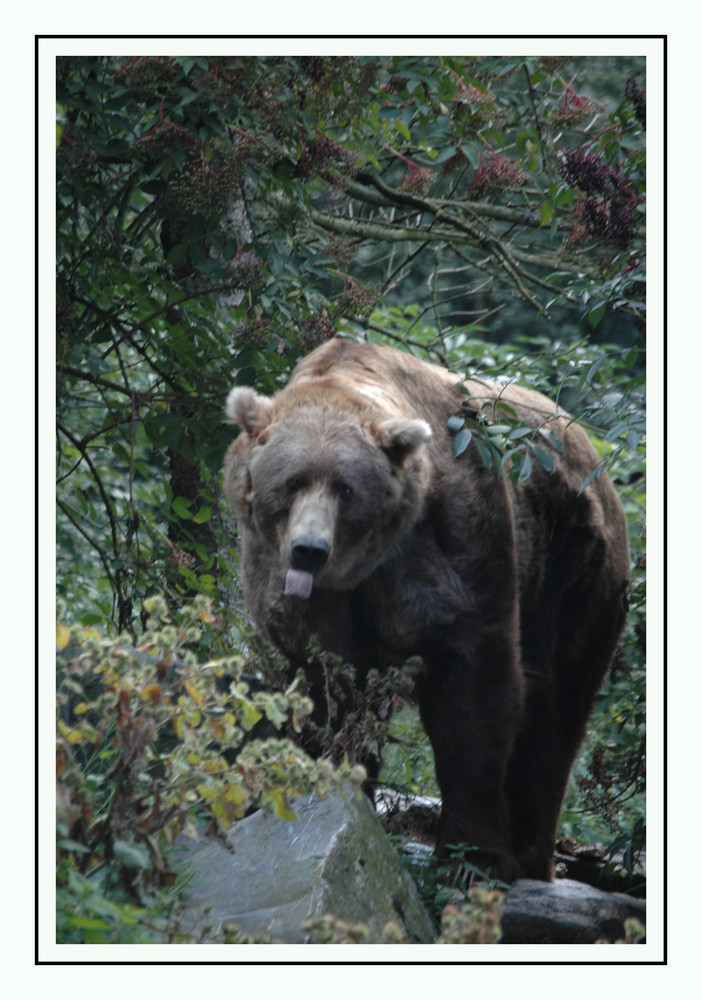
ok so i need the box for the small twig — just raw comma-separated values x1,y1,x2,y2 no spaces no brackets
57,496,118,596
57,422,120,560
523,63,553,181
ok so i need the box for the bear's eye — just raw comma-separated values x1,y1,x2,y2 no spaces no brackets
337,483,354,502
285,476,305,494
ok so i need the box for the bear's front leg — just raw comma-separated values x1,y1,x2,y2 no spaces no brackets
415,625,523,883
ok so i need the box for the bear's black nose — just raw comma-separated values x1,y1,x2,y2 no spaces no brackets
291,536,330,573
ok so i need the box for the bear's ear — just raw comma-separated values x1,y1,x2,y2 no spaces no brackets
375,417,432,465
225,386,274,436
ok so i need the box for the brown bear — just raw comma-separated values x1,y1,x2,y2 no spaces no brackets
223,338,630,882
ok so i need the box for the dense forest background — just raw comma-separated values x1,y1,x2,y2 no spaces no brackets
54,53,647,942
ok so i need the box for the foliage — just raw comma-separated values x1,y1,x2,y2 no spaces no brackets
596,917,646,945
55,594,361,944
394,839,510,928
381,704,440,798
436,888,504,944
558,417,645,858
302,914,406,944
368,303,644,490
302,888,504,944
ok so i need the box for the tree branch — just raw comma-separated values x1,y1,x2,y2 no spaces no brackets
57,496,118,602
57,422,121,560
314,181,599,280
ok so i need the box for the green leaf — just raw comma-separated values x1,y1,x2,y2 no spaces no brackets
587,301,607,329
71,917,112,930
177,89,199,107
80,613,105,626
480,127,505,149
57,838,91,854
172,496,193,519
197,573,217,593
395,118,411,141
531,445,556,474
432,146,458,164
459,144,482,170
578,461,605,495
447,414,464,433
166,243,188,266
453,428,473,457
189,242,206,268
112,840,150,870
508,425,532,441
517,451,533,482
585,354,607,385
475,438,494,472
538,428,564,453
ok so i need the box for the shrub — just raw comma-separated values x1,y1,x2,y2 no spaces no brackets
55,594,357,943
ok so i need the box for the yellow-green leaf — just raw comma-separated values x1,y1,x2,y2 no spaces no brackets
56,624,71,650
238,701,263,731
184,680,205,709
264,787,299,822
223,782,249,806
140,684,162,703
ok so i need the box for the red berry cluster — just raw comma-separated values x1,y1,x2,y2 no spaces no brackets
115,56,178,89
538,56,573,73
295,311,337,351
625,74,646,129
382,75,410,97
549,88,599,129
227,252,268,294
561,149,639,252
469,153,526,199
583,196,637,253
561,148,618,195
56,297,76,334
59,129,98,177
166,153,243,217
166,540,196,570
337,277,380,317
137,120,196,160
452,82,506,131
297,138,354,180
237,315,275,351
399,160,434,197
562,200,589,252
298,56,327,84
191,59,246,103
323,234,357,269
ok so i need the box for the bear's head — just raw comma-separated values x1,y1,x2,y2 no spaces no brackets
224,385,432,597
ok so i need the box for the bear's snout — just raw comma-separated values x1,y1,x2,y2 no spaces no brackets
291,535,331,573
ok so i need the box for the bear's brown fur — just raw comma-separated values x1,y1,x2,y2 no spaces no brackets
223,339,630,881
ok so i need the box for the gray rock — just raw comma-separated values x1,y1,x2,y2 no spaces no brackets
172,784,437,943
501,877,646,944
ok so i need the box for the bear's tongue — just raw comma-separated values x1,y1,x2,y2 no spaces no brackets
284,568,314,599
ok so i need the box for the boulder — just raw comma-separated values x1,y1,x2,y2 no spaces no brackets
172,784,436,943
172,785,646,946
500,877,646,944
